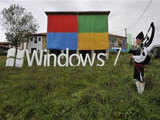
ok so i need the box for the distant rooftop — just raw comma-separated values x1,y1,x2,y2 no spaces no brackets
31,33,47,36
109,34,126,39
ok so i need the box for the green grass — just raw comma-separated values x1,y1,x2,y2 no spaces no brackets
0,54,160,120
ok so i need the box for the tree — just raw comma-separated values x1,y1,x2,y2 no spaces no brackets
151,47,160,58
1,4,39,47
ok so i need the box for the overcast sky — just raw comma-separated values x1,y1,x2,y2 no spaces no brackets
0,0,160,43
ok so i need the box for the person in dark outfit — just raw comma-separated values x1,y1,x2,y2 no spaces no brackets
129,22,157,94
130,32,147,94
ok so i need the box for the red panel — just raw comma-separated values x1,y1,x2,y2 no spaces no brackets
47,14,78,32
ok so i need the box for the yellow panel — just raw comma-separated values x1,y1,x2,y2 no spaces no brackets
78,33,109,50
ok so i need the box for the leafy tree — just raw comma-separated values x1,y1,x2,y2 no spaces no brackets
1,4,39,47
151,47,160,58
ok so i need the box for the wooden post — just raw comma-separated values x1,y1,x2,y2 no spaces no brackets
43,49,48,67
91,50,95,59
61,50,64,59
106,49,109,60
76,49,79,60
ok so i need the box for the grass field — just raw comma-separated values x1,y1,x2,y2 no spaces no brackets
0,53,160,120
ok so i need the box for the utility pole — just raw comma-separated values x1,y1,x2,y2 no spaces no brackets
125,28,127,38
124,28,128,50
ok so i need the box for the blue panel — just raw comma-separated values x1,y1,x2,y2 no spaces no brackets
47,32,78,50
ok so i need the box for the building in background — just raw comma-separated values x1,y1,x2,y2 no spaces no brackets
0,42,9,49
26,33,127,53
0,42,9,55
1,33,127,54
27,33,46,53
109,34,127,52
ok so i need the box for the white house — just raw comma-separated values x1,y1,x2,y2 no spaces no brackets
27,33,47,53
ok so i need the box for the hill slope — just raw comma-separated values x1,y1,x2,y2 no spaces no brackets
0,54,160,120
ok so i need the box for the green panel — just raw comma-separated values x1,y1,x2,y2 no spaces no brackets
78,15,108,33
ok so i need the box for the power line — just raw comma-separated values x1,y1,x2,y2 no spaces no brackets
136,0,152,23
111,0,153,34
128,0,153,30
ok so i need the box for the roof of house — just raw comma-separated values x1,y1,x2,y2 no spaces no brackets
0,42,9,45
109,33,126,39
45,11,110,15
30,33,47,36
0,42,9,48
